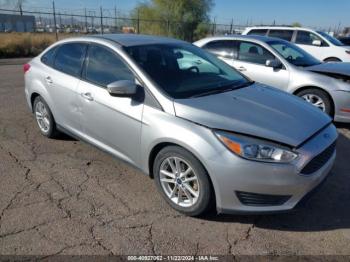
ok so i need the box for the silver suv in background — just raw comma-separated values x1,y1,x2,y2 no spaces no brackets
242,26,350,62
24,34,337,216
194,35,350,122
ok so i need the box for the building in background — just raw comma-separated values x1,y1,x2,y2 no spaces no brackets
0,13,35,32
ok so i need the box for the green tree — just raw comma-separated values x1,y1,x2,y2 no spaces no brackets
132,0,213,41
291,22,302,27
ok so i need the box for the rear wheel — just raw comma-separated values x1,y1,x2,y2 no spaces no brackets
153,146,213,216
297,88,333,116
33,96,59,138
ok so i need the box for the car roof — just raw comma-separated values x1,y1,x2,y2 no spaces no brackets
87,34,187,47
195,34,285,45
245,26,313,31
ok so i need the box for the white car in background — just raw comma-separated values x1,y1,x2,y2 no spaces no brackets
242,26,350,62
194,35,350,123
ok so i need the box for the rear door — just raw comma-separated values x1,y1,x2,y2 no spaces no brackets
232,40,289,89
47,42,87,133
77,43,143,166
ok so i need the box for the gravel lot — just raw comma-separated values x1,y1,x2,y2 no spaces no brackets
0,61,350,256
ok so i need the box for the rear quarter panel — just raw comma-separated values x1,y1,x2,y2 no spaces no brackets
25,58,56,114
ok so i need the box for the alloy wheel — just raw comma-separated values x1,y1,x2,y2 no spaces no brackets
301,94,326,112
159,156,200,207
35,101,50,133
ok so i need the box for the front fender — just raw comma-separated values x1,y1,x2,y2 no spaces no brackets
140,105,225,207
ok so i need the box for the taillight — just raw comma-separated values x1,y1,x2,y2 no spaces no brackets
23,63,30,73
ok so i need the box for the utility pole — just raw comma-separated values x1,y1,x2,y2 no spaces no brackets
212,17,216,36
58,12,62,28
114,5,117,30
84,8,88,32
52,1,58,41
19,3,23,16
229,18,233,34
137,9,140,34
100,6,104,34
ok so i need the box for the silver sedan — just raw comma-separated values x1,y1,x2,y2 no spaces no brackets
194,35,350,123
24,34,337,216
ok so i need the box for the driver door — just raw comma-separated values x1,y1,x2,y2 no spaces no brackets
77,44,143,166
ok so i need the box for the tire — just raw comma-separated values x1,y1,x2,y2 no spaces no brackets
324,57,342,62
33,96,59,138
153,146,213,216
297,88,333,116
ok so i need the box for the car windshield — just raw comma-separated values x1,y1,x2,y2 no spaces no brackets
317,31,344,46
267,40,322,67
123,43,251,99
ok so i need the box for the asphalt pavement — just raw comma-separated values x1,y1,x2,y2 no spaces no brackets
0,61,350,256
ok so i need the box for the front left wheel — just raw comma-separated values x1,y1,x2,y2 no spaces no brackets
297,88,333,117
153,146,214,216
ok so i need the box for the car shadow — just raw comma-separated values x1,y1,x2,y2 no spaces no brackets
203,132,350,232
335,122,350,130
55,132,78,141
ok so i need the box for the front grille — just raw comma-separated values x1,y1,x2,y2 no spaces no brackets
236,191,291,206
301,142,336,175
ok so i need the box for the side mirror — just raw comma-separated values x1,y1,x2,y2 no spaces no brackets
312,40,322,46
107,80,137,97
265,59,282,69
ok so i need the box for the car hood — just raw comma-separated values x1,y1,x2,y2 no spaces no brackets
174,83,331,147
304,62,350,77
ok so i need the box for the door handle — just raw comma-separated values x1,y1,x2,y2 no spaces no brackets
237,66,247,72
81,92,94,101
45,76,53,84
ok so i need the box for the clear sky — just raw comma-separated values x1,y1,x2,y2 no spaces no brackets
4,0,350,29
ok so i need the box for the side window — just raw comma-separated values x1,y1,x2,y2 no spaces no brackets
237,41,275,65
85,44,134,87
202,40,235,58
295,31,327,46
41,46,58,67
247,29,268,36
268,30,294,41
54,43,87,77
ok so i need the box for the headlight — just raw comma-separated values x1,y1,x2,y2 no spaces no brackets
214,131,298,163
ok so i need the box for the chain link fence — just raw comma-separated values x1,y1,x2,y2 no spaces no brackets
0,4,247,41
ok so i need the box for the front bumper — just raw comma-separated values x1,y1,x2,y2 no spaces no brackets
207,124,337,214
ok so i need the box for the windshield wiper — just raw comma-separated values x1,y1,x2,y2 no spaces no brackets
190,81,254,98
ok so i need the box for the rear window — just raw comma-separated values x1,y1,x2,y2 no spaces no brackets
268,30,294,41
53,43,87,77
41,46,58,67
247,29,268,36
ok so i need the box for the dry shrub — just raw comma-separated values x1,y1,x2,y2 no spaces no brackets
0,33,70,58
